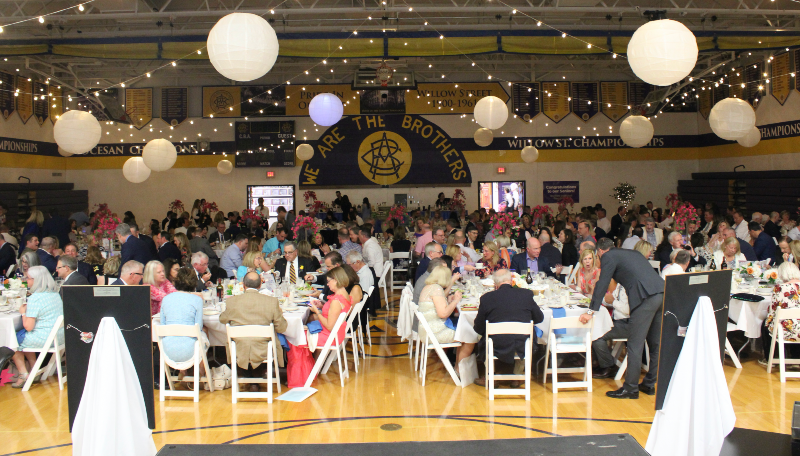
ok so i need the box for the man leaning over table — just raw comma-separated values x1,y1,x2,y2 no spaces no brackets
220,234,249,278
458,269,544,386
591,279,631,379
579,237,665,399
263,227,287,256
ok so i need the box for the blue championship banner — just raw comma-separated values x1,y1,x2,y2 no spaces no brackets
299,114,472,188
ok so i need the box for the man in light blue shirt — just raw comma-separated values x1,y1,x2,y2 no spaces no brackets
263,227,287,256
221,234,249,278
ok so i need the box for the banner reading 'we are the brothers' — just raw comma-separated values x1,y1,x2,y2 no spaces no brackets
299,114,472,188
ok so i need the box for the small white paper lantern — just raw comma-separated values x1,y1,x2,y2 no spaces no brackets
521,145,539,163
308,93,344,126
296,144,314,161
207,13,279,82
619,115,654,148
474,128,493,147
473,96,508,130
737,126,761,148
57,147,74,157
710,97,756,141
122,157,151,183
142,138,177,172
627,19,698,86
53,110,101,155
217,159,233,174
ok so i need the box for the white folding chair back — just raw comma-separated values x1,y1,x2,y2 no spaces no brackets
724,322,743,369
612,339,650,380
155,323,214,402
345,293,368,367
390,251,411,291
542,316,592,393
377,260,393,308
560,265,573,280
766,307,800,382
648,260,661,270
414,310,461,386
304,311,350,387
566,265,579,287
225,323,280,403
6,264,15,277
485,321,534,400
21,315,66,391
358,285,375,350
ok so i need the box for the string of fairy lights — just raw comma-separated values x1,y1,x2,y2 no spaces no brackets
0,1,795,142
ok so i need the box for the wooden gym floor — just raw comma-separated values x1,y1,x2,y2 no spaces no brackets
0,292,796,455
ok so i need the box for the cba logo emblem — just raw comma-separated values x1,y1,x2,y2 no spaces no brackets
358,131,412,186
210,90,235,114
281,123,293,134
237,123,248,134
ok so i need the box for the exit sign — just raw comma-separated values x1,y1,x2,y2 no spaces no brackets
497,167,506,174
266,171,275,178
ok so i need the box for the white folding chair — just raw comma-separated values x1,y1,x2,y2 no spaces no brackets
542,316,592,393
378,260,393,309
357,285,375,351
559,265,573,280
225,323,281,403
485,321,534,400
612,339,650,381
566,265,579,287
155,324,214,402
6,263,16,277
766,307,800,382
304,312,350,387
725,323,743,369
390,251,411,291
414,309,461,386
345,293,369,367
648,260,661,271
21,315,66,391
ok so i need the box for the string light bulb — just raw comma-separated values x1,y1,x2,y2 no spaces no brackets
38,16,44,23
78,3,84,11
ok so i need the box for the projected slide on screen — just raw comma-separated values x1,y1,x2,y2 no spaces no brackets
247,185,295,227
479,181,525,213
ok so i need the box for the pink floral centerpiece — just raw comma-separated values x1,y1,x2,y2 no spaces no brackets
673,202,699,232
531,204,553,225
201,201,219,214
240,209,261,228
94,203,120,247
168,199,184,214
491,211,519,235
292,215,320,240
449,189,466,212
665,193,681,216
387,205,407,225
556,196,574,213
303,191,318,205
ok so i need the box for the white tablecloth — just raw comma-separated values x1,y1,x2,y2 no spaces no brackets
454,304,613,344
729,296,771,339
213,249,225,259
0,311,22,350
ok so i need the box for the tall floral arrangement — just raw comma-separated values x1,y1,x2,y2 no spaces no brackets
240,209,261,228
490,211,518,234
665,193,681,215
292,215,320,240
673,202,699,232
201,201,219,214
611,182,636,207
449,189,466,212
387,205,407,225
168,199,184,214
303,191,318,205
556,196,574,213
94,203,120,239
532,205,554,226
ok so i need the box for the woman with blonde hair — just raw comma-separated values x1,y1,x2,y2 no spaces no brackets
494,234,513,266
633,239,654,260
22,210,44,239
572,249,600,295
297,239,321,270
78,234,105,259
464,241,507,278
713,237,746,269
418,265,462,344
446,244,473,271
143,260,176,316
101,255,121,283
789,240,800,269
84,246,105,277
173,232,192,266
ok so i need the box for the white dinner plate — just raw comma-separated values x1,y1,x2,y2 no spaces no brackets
282,305,299,311
203,309,220,316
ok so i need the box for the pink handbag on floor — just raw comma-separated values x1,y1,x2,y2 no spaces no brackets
286,342,315,388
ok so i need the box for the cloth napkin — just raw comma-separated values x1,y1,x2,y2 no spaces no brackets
277,334,290,352
306,320,323,334
552,307,567,335
444,316,458,331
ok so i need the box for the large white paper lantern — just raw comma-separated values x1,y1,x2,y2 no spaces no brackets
122,157,151,183
627,19,698,86
296,144,314,161
142,139,177,172
737,126,761,148
217,159,233,174
207,13,279,82
308,93,343,126
473,96,508,130
619,115,654,148
53,110,101,155
57,147,74,157
709,98,756,141
474,128,493,147
521,145,539,163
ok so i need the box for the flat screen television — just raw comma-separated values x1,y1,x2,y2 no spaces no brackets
246,185,295,227
478,181,525,214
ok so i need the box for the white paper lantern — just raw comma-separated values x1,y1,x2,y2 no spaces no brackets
296,144,314,161
207,13,279,82
737,126,761,148
142,139,177,172
53,110,101,155
709,97,756,141
619,115,654,148
473,96,508,130
308,93,343,126
122,157,151,183
57,147,73,157
217,159,233,174
521,145,539,163
474,128,493,147
627,19,698,86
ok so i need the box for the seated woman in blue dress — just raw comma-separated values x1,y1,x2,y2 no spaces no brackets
159,266,209,386
11,266,63,388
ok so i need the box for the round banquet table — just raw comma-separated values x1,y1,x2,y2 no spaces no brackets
0,310,22,351
728,295,771,339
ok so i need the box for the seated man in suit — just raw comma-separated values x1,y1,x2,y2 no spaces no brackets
37,236,59,274
210,222,229,248
155,231,182,263
657,231,706,270
537,231,563,271
130,223,158,260
750,221,776,263
0,233,16,276
111,260,144,285
117,223,153,266
220,272,289,382
415,241,443,282
465,269,544,386
591,280,630,379
189,225,220,268
190,251,214,292
56,254,89,285
273,241,315,286
510,238,562,278
63,243,97,285
19,234,38,259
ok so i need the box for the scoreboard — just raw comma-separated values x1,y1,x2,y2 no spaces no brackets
234,121,296,167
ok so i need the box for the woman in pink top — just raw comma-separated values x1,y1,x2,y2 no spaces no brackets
310,266,352,347
572,249,600,295
144,260,177,315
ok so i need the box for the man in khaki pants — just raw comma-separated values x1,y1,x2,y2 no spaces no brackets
220,272,288,391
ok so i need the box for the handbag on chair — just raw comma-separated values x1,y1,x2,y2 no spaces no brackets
204,364,232,390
